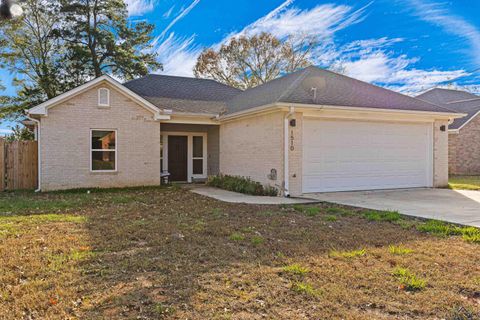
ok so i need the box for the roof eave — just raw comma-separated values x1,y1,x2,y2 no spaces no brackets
219,102,467,121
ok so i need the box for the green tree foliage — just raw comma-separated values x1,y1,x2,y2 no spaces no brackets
0,0,161,121
60,0,161,79
0,0,64,121
194,32,314,90
5,124,34,142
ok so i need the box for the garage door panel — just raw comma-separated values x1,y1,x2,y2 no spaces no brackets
302,119,433,193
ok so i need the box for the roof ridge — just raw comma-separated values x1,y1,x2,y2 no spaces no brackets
447,97,480,104
124,74,243,92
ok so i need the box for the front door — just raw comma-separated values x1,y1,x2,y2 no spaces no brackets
168,136,188,181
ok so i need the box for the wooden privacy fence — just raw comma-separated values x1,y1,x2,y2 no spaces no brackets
0,139,38,191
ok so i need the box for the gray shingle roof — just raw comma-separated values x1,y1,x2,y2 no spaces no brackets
123,67,457,117
416,88,480,129
416,88,478,105
123,74,241,114
226,66,452,114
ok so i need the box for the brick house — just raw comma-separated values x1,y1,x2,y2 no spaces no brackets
417,88,480,175
27,66,464,195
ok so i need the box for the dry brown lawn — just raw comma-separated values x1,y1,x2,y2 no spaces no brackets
0,186,479,319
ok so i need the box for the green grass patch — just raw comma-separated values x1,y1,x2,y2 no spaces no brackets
305,207,320,217
416,220,461,237
282,264,310,276
292,204,306,212
329,248,366,259
324,215,338,222
363,210,402,222
416,220,480,243
449,176,480,191
392,267,426,291
326,207,353,216
291,281,322,297
229,232,245,241
0,213,86,224
48,250,97,271
0,214,86,238
251,235,264,245
389,245,413,255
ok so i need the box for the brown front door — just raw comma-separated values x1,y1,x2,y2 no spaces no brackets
168,136,188,181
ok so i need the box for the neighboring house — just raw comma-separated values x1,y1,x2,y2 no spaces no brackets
27,66,464,195
417,88,480,175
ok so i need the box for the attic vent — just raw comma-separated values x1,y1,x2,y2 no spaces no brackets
98,88,110,107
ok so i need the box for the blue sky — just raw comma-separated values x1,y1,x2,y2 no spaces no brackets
1,0,480,133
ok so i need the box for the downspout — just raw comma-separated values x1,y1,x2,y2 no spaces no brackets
284,107,295,197
26,116,41,192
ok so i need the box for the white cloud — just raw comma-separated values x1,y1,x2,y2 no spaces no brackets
154,33,202,76
406,0,480,67
231,1,369,41
154,1,369,76
327,38,468,94
152,0,470,95
163,5,175,19
125,0,156,16
159,0,201,39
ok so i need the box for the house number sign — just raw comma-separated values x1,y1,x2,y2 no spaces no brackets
290,129,295,151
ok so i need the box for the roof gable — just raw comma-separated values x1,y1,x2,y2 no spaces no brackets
28,75,168,120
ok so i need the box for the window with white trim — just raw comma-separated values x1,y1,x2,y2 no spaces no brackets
91,130,116,171
98,88,110,107
192,136,204,175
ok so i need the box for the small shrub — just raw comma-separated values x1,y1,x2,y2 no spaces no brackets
389,245,413,255
207,175,278,196
229,232,245,241
392,267,426,291
329,249,366,259
363,210,401,222
324,215,338,222
305,207,320,217
283,264,310,276
291,281,322,297
251,235,264,245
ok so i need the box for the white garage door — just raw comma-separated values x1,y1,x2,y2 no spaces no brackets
302,119,433,193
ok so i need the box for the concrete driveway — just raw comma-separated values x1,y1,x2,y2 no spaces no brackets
307,188,480,227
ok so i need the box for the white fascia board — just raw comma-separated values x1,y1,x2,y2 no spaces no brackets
219,102,467,122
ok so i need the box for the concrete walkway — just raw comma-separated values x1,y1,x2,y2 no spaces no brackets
190,185,316,205
308,188,480,227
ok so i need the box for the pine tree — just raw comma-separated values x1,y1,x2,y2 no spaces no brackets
60,0,161,80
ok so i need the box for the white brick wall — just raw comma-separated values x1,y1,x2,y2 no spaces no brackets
434,119,449,187
219,112,284,190
40,82,161,191
287,113,303,196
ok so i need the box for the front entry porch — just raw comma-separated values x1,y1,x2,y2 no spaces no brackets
160,123,219,183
